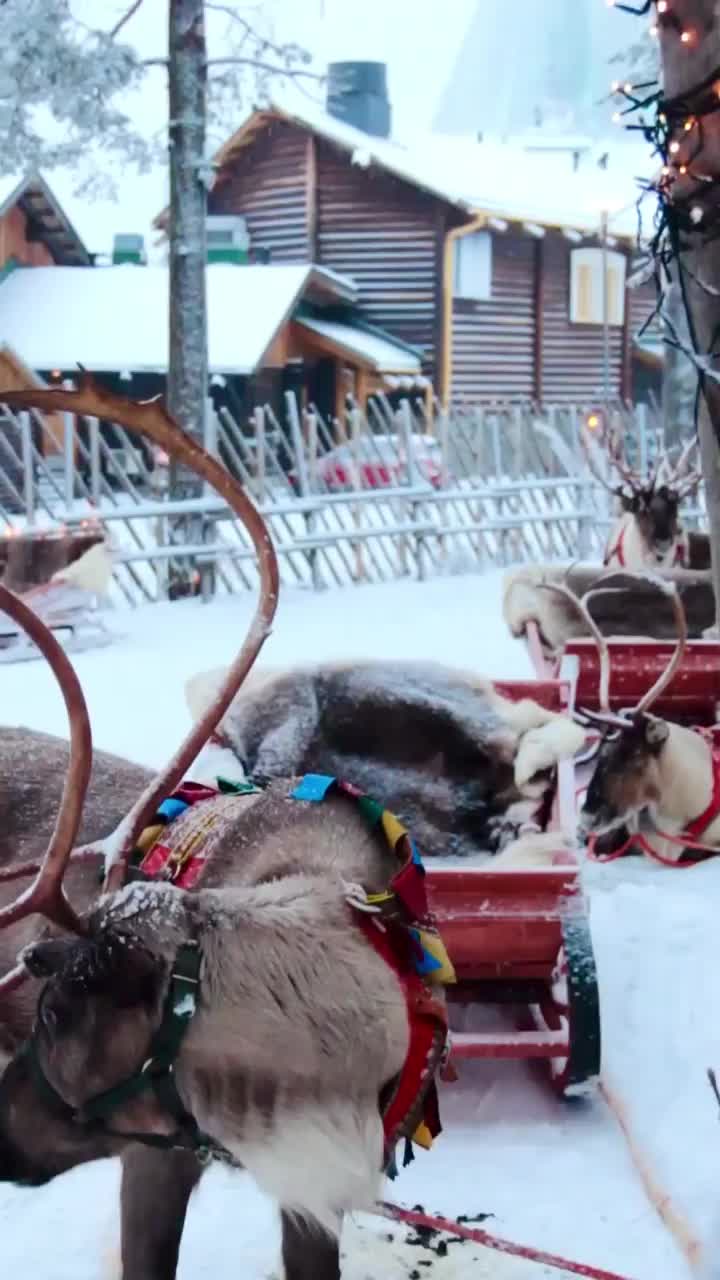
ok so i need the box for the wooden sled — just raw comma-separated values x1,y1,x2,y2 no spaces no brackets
0,541,115,663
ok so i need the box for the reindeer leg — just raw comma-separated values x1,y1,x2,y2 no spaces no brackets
120,1145,202,1280
281,1211,341,1280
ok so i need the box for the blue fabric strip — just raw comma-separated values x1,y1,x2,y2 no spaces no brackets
290,774,336,803
158,797,189,822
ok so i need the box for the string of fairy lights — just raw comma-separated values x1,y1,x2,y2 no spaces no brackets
604,0,720,436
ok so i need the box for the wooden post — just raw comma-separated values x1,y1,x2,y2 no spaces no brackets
19,413,35,527
253,405,266,503
88,416,102,507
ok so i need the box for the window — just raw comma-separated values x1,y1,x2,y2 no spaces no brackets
454,230,492,301
569,247,626,325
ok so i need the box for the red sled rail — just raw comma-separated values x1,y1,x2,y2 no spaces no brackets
526,618,720,722
425,675,600,1098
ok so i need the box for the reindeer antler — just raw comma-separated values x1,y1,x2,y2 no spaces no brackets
539,580,612,714
633,576,687,715
581,414,643,496
664,437,702,499
0,375,280,892
0,583,92,954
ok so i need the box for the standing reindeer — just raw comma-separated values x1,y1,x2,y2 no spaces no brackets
0,380,457,1280
553,574,720,866
581,416,708,570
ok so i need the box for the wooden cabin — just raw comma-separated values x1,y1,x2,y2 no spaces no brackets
153,67,656,409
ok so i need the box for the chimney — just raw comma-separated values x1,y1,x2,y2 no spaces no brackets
326,61,391,139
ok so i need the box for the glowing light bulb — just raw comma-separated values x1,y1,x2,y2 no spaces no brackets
681,29,693,43
657,0,668,12
669,140,680,153
624,82,632,93
691,206,703,224
587,414,600,430
679,165,688,175
684,117,694,130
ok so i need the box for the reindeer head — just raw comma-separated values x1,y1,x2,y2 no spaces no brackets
0,923,169,1184
616,484,681,560
542,573,686,844
579,712,669,837
0,378,280,1183
582,416,701,563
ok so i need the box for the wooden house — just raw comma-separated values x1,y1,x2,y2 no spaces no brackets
156,64,658,410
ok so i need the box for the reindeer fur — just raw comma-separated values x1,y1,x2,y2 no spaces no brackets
0,730,340,1280
503,562,716,652
580,716,718,862
2,783,424,1240
185,659,584,859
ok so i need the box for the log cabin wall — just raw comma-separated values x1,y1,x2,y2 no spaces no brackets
450,231,535,400
209,120,311,261
0,204,54,269
538,232,624,403
314,140,439,378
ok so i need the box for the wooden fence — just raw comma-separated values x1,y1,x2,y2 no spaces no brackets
0,395,706,605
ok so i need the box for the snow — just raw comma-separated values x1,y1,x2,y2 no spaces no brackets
295,315,421,373
0,263,356,376
222,96,658,240
0,567,712,1279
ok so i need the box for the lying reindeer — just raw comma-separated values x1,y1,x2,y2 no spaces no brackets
581,415,708,570
0,379,458,1280
553,575,720,866
185,659,585,858
502,560,716,658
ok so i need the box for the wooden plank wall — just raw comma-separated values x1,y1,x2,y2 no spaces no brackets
0,205,54,269
209,120,311,261
539,233,624,403
315,140,438,377
451,232,535,400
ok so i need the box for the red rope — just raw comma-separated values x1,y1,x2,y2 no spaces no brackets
587,826,718,869
381,1203,633,1279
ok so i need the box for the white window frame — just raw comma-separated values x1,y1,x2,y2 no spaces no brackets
453,230,492,301
569,247,627,326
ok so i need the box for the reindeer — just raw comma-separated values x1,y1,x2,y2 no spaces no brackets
502,560,716,658
581,415,708,571
0,379,468,1280
184,658,586,859
554,574,720,866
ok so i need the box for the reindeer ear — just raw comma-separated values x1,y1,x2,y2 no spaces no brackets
21,937,75,978
644,716,669,752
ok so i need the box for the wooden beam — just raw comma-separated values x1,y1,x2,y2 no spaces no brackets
532,236,545,405
306,132,318,262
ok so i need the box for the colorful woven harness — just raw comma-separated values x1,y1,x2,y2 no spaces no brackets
132,772,456,1175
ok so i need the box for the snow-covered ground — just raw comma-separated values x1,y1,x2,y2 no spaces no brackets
0,568,716,1279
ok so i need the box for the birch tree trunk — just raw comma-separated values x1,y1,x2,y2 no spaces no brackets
659,0,720,624
167,0,207,596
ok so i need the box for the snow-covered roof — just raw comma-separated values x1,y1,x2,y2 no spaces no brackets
0,263,357,376
207,99,656,242
295,315,420,373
